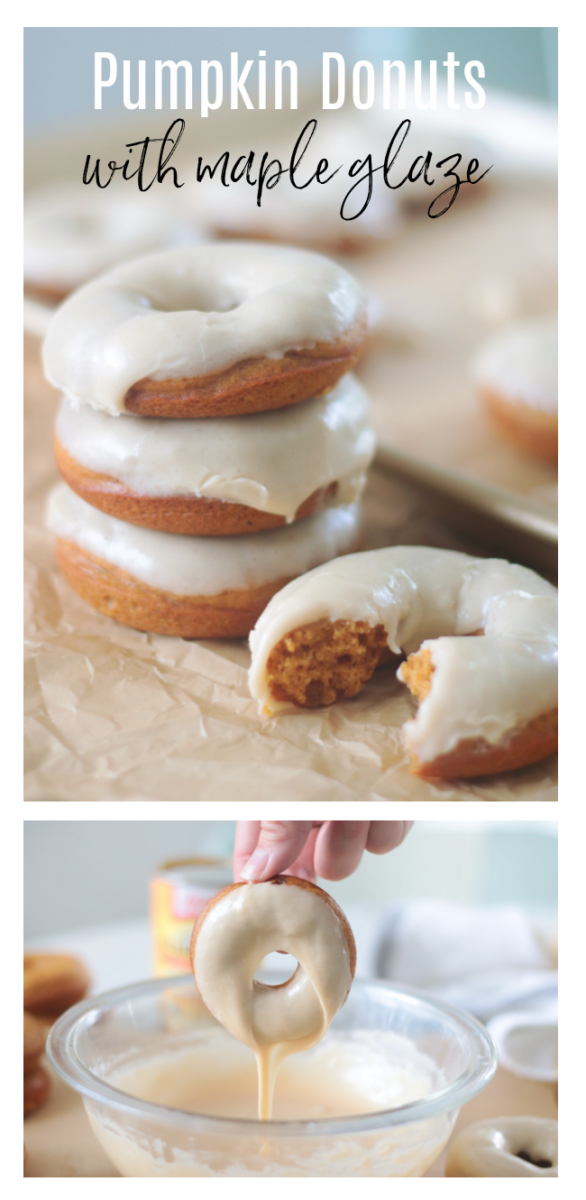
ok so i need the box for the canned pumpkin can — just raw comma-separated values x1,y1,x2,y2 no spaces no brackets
150,857,232,977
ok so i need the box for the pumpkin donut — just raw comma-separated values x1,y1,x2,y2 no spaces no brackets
445,1116,558,1177
43,243,367,419
24,1066,52,1117
47,483,362,638
53,374,375,535
248,545,557,779
23,953,90,1019
23,1012,46,1073
190,141,401,255
474,317,557,463
192,878,355,1118
191,876,355,1113
24,183,199,304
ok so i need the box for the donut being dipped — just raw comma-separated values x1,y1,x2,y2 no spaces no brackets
46,483,362,639
445,1116,558,1177
248,546,558,779
190,876,356,1119
43,243,368,419
53,374,375,536
473,317,557,463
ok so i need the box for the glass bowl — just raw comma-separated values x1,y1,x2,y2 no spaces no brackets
47,975,496,1177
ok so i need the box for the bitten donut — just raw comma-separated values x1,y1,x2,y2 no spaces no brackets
47,483,362,638
24,953,90,1019
24,1066,52,1117
43,243,367,419
248,546,557,779
190,877,356,1116
24,184,198,304
53,375,375,535
473,317,558,462
445,1117,558,1177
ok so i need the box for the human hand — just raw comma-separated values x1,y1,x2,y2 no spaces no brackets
233,821,413,884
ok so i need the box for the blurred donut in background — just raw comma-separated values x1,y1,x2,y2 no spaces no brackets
473,316,558,463
24,183,204,336
187,118,401,255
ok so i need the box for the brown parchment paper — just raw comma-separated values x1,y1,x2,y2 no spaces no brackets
24,175,557,801
25,393,557,800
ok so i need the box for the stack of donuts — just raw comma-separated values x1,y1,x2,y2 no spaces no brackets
23,953,90,1119
44,242,374,639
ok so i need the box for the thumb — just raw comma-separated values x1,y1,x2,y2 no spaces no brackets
239,821,314,882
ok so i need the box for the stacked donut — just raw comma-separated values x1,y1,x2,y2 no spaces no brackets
24,1012,51,1118
44,242,373,638
23,953,90,1118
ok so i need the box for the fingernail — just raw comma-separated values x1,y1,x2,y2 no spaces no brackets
240,849,270,881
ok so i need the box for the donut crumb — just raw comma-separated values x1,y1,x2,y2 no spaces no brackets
266,618,391,707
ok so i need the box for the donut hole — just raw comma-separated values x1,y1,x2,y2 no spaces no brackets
514,1150,553,1169
154,296,241,315
254,951,298,986
145,278,245,316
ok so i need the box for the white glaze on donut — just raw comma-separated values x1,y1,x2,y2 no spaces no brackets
55,374,375,519
473,317,558,413
46,483,362,596
445,1116,558,1177
42,243,367,414
192,880,353,1118
248,546,557,764
24,184,199,292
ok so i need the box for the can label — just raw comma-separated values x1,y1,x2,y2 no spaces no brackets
150,877,218,977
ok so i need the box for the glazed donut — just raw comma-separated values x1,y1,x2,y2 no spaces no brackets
368,118,493,215
191,152,400,255
474,317,557,463
46,483,362,638
248,545,557,779
23,1066,52,1117
24,184,199,304
53,375,375,536
191,877,356,1116
43,243,367,419
23,1012,46,1073
445,1116,558,1177
23,953,90,1019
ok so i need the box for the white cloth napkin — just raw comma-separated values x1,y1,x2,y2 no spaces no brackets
487,1006,558,1082
374,899,558,1081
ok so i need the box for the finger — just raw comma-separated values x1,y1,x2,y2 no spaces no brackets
239,821,314,881
281,825,320,883
365,821,414,855
313,822,370,881
233,821,262,882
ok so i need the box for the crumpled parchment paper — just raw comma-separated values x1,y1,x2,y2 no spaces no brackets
25,345,557,801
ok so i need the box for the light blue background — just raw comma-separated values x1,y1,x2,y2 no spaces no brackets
24,28,557,136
